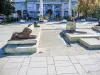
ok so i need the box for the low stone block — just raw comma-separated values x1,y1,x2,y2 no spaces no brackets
66,32,100,42
4,27,41,54
5,44,36,53
80,38,100,49
8,39,37,44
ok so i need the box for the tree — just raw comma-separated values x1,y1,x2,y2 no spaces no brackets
0,0,14,15
77,0,99,17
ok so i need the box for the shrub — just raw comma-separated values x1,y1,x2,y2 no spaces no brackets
63,16,72,21
43,16,49,20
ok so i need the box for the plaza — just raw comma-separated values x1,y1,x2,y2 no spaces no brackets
0,21,100,75
0,0,100,75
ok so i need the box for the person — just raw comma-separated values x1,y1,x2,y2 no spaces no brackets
11,24,36,40
13,12,18,22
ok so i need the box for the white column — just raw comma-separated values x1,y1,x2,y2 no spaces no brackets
62,3,64,18
40,0,43,17
68,0,72,17
52,4,55,18
44,4,45,15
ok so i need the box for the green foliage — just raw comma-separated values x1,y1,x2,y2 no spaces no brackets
43,16,49,20
0,0,14,16
76,0,99,17
95,8,100,19
4,15,13,23
63,16,72,21
24,0,27,7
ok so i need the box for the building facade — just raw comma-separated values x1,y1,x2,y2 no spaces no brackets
13,0,78,19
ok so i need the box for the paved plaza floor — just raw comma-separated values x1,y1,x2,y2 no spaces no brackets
0,21,100,75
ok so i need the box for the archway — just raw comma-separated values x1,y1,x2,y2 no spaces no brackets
46,9,53,15
46,9,53,19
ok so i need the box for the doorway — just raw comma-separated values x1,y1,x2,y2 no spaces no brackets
46,9,53,19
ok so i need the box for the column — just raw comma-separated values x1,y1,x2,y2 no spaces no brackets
44,4,45,16
62,3,64,18
52,4,55,19
40,0,43,17
68,0,72,17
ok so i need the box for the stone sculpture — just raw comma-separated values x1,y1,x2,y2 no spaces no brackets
11,24,36,40
34,22,40,27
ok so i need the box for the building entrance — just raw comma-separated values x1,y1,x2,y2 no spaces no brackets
46,9,53,19
46,9,52,15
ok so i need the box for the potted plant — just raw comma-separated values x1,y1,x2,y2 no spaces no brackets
43,16,49,22
39,16,44,22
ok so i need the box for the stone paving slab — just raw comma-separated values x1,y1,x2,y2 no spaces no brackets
18,66,28,75
78,59,96,65
74,64,87,75
22,58,30,66
31,57,46,62
27,68,47,75
83,64,100,72
56,66,77,74
47,57,54,65
7,57,24,63
57,74,79,75
0,69,19,75
0,58,8,70
69,56,79,64
3,62,22,69
55,61,73,67
0,54,100,75
54,56,69,61
48,65,56,75
89,54,100,62
88,71,100,75
29,61,47,68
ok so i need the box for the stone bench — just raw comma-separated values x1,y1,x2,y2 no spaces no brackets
80,38,100,49
4,27,41,53
62,31,100,42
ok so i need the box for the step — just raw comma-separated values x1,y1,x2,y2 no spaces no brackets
5,44,36,53
8,39,37,44
80,38,100,49
63,31,100,42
